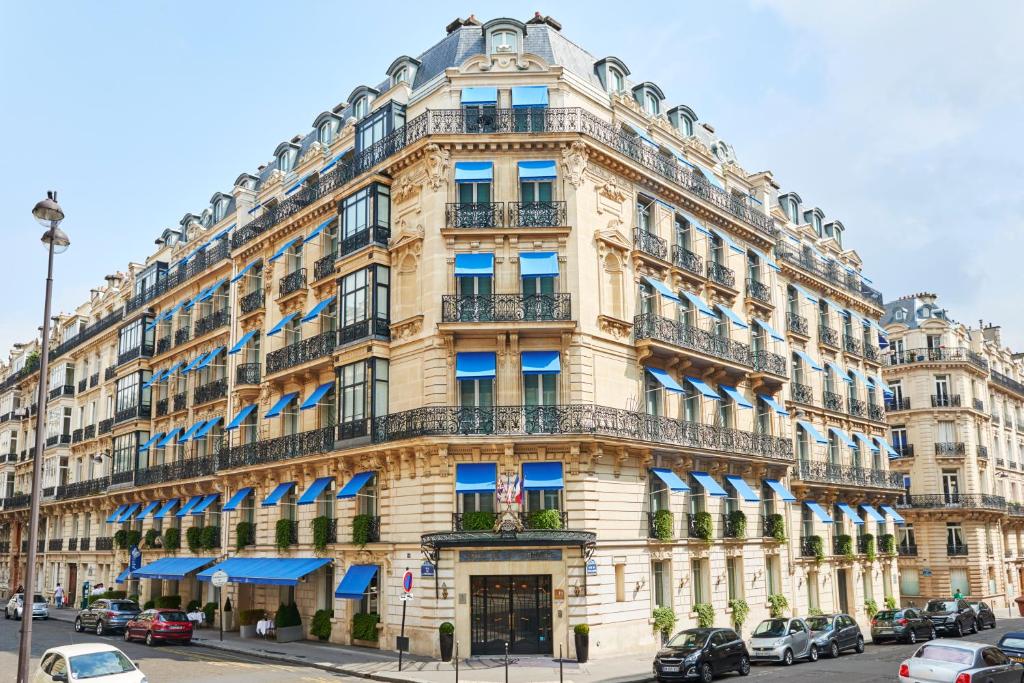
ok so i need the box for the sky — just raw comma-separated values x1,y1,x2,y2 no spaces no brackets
1,0,1022,355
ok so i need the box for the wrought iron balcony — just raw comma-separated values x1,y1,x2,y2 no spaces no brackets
266,330,336,375
279,268,307,297
671,245,703,276
791,382,814,405
746,279,771,305
935,442,966,456
155,398,169,418
800,536,822,558
118,342,154,366
50,308,125,359
77,379,86,393
95,537,114,551
48,538,63,551
353,515,381,543
445,202,504,229
235,363,260,386
787,312,809,336
104,366,117,381
775,244,882,306
194,308,229,337
135,456,217,486
997,458,1006,467
947,544,969,557
173,392,187,412
865,346,880,363
977,445,989,459
707,262,735,288
634,228,667,260
80,538,90,551
848,398,866,417
193,377,228,405
896,493,1005,511
49,385,74,400
752,350,787,377
338,418,370,441
45,433,71,448
240,291,264,314
868,403,885,422
819,326,839,347
314,252,336,281
89,372,99,388
508,201,566,228
843,336,862,356
174,327,190,346
217,426,335,470
56,476,109,500
634,313,753,367
721,513,746,539
0,493,30,510
931,394,961,408
886,397,910,411
110,470,133,485
68,538,78,551
973,398,984,412
157,337,171,355
898,543,918,556
72,428,83,444
338,318,391,346
442,294,572,323
115,404,147,424
992,370,1024,398
885,347,989,372
823,391,844,412
340,226,389,256
98,418,114,434
796,460,903,489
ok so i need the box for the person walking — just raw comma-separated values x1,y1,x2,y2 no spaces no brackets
53,583,64,609
953,587,964,600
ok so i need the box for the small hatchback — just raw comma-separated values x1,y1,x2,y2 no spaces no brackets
805,613,865,657
123,608,193,646
749,618,817,665
652,628,750,682
4,593,48,620
871,608,936,644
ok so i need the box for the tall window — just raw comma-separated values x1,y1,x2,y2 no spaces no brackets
337,358,389,437
726,558,742,601
636,196,653,233
111,433,137,475
746,251,761,285
609,68,624,93
340,266,390,337
652,560,669,608
674,214,692,252
523,372,556,407
644,92,660,115
644,373,662,417
691,559,707,604
341,184,390,252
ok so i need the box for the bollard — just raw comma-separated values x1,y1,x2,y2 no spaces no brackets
455,640,459,683
559,643,563,683
505,641,510,683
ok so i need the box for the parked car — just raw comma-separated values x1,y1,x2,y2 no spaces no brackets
652,627,750,682
899,641,1023,682
923,599,978,637
75,598,141,635
123,608,193,646
805,613,865,656
997,631,1024,663
4,593,48,620
33,643,146,683
749,618,817,665
969,601,997,630
871,607,936,644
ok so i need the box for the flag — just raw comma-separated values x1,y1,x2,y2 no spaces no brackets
513,474,522,505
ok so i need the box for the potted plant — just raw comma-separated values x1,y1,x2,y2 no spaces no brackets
692,511,713,542
573,623,589,663
879,533,896,555
728,598,749,634
884,596,897,610
864,599,878,618
199,526,219,551
765,513,786,541
312,516,331,554
274,602,303,642
528,509,563,530
156,595,181,609
275,519,294,551
239,609,261,638
352,612,380,643
223,597,233,630
235,521,254,550
352,514,375,546
163,527,180,551
203,602,217,627
653,606,676,645
727,509,747,538
836,534,854,558
311,609,333,641
143,528,160,548
768,593,789,618
693,602,714,628
439,622,455,661
652,509,674,541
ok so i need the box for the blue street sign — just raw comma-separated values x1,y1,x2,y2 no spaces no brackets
421,563,435,577
586,559,597,576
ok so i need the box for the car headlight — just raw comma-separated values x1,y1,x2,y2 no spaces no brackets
683,653,700,664
775,639,787,647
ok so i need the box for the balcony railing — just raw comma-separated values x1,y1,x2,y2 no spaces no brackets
671,245,703,276
135,456,217,486
314,252,336,281
935,442,966,456
56,476,109,500
118,342,154,366
868,403,885,422
83,424,95,440
885,347,989,372
787,312,809,336
896,494,1005,511
848,398,866,417
218,426,335,470
508,201,566,228
173,392,187,412
800,536,821,558
775,244,883,306
266,330,336,375
992,370,1024,398
634,313,753,367
193,377,228,405
791,382,814,405
80,538,90,551
746,279,771,305
239,291,264,314
796,460,903,489
445,202,504,229
819,326,839,347
237,523,256,547
89,372,99,388
174,327,190,346
72,428,83,444
340,226,389,256
114,404,147,424
157,337,171,354
279,269,307,297
886,397,911,411
634,228,667,260
98,418,113,434
931,394,961,408
235,363,260,386
48,538,63,551
124,242,230,314
68,538,78,551
978,445,989,459
77,379,86,393
194,308,229,337
973,398,984,412
155,399,169,417
707,262,735,288
898,543,918,557
752,350,787,377
864,345,880,363
104,366,117,381
823,391,844,412
442,294,572,323
50,309,125,360
49,385,74,400
95,537,114,551
947,544,969,557
843,336,862,356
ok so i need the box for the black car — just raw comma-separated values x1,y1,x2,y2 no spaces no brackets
922,598,978,637
806,613,865,656
653,627,750,682
998,631,1024,663
969,601,997,630
74,598,141,635
870,608,935,644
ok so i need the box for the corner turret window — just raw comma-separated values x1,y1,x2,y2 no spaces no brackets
492,30,518,53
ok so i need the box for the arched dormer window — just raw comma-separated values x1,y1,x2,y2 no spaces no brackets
667,105,698,137
319,122,334,145
483,18,526,57
386,56,420,89
346,86,380,122
594,57,631,95
645,92,660,115
492,30,518,53
631,82,665,118
803,208,824,236
353,97,368,119
312,111,342,148
211,194,230,222
610,68,625,93
234,173,258,192
274,142,299,174
778,192,802,225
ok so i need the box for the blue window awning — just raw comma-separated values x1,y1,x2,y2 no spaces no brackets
511,85,549,108
873,374,893,396
142,371,164,388
750,246,781,272
298,477,334,505
836,502,864,525
860,504,886,523
725,475,760,502
300,382,335,410
461,87,497,105
691,471,727,497
646,367,683,394
285,174,309,195
268,237,301,263
134,557,215,581
758,394,790,417
764,479,797,503
175,495,204,517
335,564,379,599
195,346,225,371
715,304,749,329
849,368,874,388
719,384,753,409
226,404,258,430
456,352,496,380
519,251,559,277
222,487,253,512
115,567,132,584
196,278,226,302
301,296,336,323
265,392,299,418
153,499,179,519
792,283,818,304
157,428,183,448
754,318,786,342
825,360,852,383
198,557,331,586
793,349,823,372
710,227,744,255
454,252,494,276
684,376,721,400
190,493,220,515
521,351,560,375
522,462,563,490
228,330,257,355
805,501,834,523
181,354,207,375
136,501,161,521
337,472,375,500
231,259,261,283
106,504,128,523
679,290,718,319
853,431,880,453
304,217,335,244
694,163,724,190
178,419,209,444
876,436,900,459
455,463,497,493
262,481,297,507
829,427,857,449
650,467,689,493
162,361,184,378
641,275,681,303
517,160,556,181
139,433,164,453
679,209,712,236
117,503,141,523
796,419,828,445
881,505,906,525
626,123,658,148
268,312,299,336
454,161,493,183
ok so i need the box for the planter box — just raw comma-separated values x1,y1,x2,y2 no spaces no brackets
276,625,304,643
239,624,257,639
352,638,380,648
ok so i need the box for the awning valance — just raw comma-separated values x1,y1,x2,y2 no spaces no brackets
829,427,857,449
337,472,375,500
758,394,789,417
861,504,886,523
455,463,497,493
881,505,906,525
299,382,335,410
690,471,727,497
517,160,556,181
456,352,496,380
222,487,253,512
461,87,498,105
754,318,786,342
684,376,720,400
805,501,833,523
679,290,718,319
301,296,336,323
642,275,680,303
519,252,558,277
153,499,178,519
522,462,564,490
228,330,257,355
262,481,297,507
719,384,753,409
268,237,301,263
454,161,493,183
265,392,299,418
190,494,220,515
646,367,683,394
231,259,261,283
198,558,331,586
175,495,204,517
267,312,298,336
136,501,161,521
715,304,748,329
796,419,828,445
725,475,759,502
521,351,560,375
764,479,796,503
454,253,494,276
511,85,549,108
837,502,865,525
793,349,823,372
225,404,257,430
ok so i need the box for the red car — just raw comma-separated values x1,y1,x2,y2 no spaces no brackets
123,608,193,646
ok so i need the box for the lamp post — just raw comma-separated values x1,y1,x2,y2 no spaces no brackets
16,191,69,683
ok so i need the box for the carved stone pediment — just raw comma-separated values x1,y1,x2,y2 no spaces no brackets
595,222,631,257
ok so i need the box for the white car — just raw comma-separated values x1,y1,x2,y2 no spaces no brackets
5,593,49,620
34,644,147,683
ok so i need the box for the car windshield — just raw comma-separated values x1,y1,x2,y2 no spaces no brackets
925,600,957,612
109,601,138,611
914,644,974,664
32,595,45,604
69,651,136,679
666,631,709,649
806,616,831,631
158,611,188,622
1001,637,1024,650
968,602,981,609
753,620,788,637
874,610,899,620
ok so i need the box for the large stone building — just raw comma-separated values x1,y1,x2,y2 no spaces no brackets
0,13,904,659
882,293,1024,609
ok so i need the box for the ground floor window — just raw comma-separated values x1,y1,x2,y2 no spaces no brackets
359,570,379,615
652,560,670,608
862,568,874,602
726,557,742,601
765,555,781,594
691,559,708,604
900,568,920,596
807,571,819,610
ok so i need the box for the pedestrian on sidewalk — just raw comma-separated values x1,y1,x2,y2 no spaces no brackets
53,583,64,609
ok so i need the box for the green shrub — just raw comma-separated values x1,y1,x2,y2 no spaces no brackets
528,508,563,530
440,621,455,635
126,530,141,548
692,511,713,541
352,612,379,641
199,526,218,550
652,509,674,541
186,527,203,553
275,602,301,628
653,606,677,635
143,529,160,548
203,602,217,625
311,609,332,640
885,596,897,610
693,603,714,628
765,513,786,542
460,511,496,532
573,623,589,635
239,609,263,626
727,510,747,538
312,516,331,553
186,599,201,612
223,598,232,613
862,533,876,562
113,529,127,549
235,521,253,550
729,598,749,630
808,535,824,562
768,593,789,618
143,600,155,610
163,528,180,551
836,534,853,558
807,607,824,617
127,594,139,605
156,595,181,609
275,519,295,551
352,514,375,546
879,534,896,555
864,599,878,618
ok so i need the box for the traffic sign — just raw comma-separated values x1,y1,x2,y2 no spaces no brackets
403,570,414,593
421,562,435,577
211,570,229,588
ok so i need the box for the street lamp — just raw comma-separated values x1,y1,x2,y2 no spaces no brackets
17,191,68,683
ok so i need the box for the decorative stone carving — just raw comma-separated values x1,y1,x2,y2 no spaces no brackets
424,144,450,191
390,315,424,341
300,141,323,165
561,141,588,189
392,174,419,204
597,315,633,340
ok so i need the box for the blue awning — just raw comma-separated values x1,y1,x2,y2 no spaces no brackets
715,304,749,329
134,557,215,581
853,432,880,453
190,493,220,515
300,382,335,410
139,433,164,453
642,275,681,303
285,175,309,195
268,237,301,263
517,160,556,181
198,558,331,586
796,419,828,445
117,503,141,522
195,346,225,370
792,283,818,304
646,367,683,394
873,374,893,397
305,217,335,243
711,227,744,255
822,297,846,314
725,475,760,502
793,349,823,372
454,253,494,276
187,286,212,309
268,312,299,336
511,85,549,108
136,501,161,521
262,481,297,507
175,495,204,517
836,502,864,525
522,462,563,490
222,487,253,512
650,467,689,493
231,259,261,283
456,352,496,380
178,419,209,444
849,368,874,388
301,296,335,323
805,501,834,523
684,376,720,400
758,394,790,417
861,504,886,523
881,505,906,525
749,246,781,272
228,330,257,355
181,354,207,375
265,392,299,418
115,567,132,584
829,427,857,449
754,318,786,342
521,351,560,375
298,477,334,505
520,252,558,277
679,210,712,236
690,471,727,497
461,87,498,105
454,161,493,183
157,428,183,448
694,163,724,190
876,436,900,459
679,290,718,318
153,499,179,519
626,123,658,148
455,463,497,493
196,278,226,302
163,361,184,377
335,564,379,599
106,504,128,523
337,472,375,499
764,479,796,503
226,404,258,430
719,384,753,408
142,371,164,388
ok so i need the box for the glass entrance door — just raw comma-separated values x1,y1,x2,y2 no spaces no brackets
470,575,553,655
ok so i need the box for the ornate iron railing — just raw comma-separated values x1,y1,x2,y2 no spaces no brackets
972,398,984,412
843,336,862,356
752,350,787,377
935,442,966,456
896,494,1005,511
634,228,667,260
156,337,171,354
266,330,336,375
174,327,190,346
194,308,229,337
848,397,866,417
194,377,228,405
173,392,187,412
508,201,566,228
931,394,961,408
868,403,885,422
77,379,86,393
279,268,307,297
89,372,99,387
897,543,918,556
125,242,230,314
338,318,391,346
800,536,821,558
978,445,989,459
217,426,335,470
104,366,117,380
819,326,839,347
947,544,969,557
155,399,169,417
49,385,74,400
341,226,390,256
353,516,381,543
886,397,910,411
98,418,114,435
885,347,989,372
442,294,572,323
68,538,78,551
83,424,95,440
707,261,735,288
135,457,217,486
823,391,844,412
236,363,260,386
634,313,753,367
796,460,903,489
48,538,63,551
791,382,814,405
80,538,90,551
72,428,83,444
117,342,154,366
115,404,146,424
50,309,124,360
314,252,336,281
671,245,703,275
787,312,809,336
775,244,883,306
746,279,771,305
338,418,370,441
992,370,1024,397
865,345,880,363
240,291,264,314
445,202,504,228
56,476,109,500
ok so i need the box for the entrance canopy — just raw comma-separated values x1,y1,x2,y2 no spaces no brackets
197,558,330,586
133,557,215,581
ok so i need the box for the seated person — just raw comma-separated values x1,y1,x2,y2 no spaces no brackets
256,614,275,638
187,608,205,626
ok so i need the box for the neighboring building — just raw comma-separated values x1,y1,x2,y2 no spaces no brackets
0,13,902,659
883,293,1024,609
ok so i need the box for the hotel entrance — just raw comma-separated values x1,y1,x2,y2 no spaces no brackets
470,575,553,655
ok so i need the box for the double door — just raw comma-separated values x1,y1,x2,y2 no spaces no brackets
470,575,552,655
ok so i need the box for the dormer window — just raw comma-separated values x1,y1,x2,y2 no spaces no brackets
835,225,844,247
278,150,294,174
353,97,368,119
213,199,228,222
632,82,665,119
492,30,518,53
681,116,693,136
319,122,334,145
645,92,660,115
785,199,798,223
610,68,625,93
812,214,822,236
393,66,409,85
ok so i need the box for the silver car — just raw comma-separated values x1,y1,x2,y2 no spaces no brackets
4,593,49,620
899,640,1024,682
748,617,817,665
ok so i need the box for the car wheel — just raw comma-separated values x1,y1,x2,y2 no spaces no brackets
699,662,713,683
907,629,917,645
738,655,750,676
990,618,996,630
955,621,963,637
808,644,818,662
74,618,83,632
95,620,104,636
782,649,794,666
123,630,131,642
970,619,978,635
829,640,840,658
855,636,865,654
929,626,937,640
146,632,155,647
